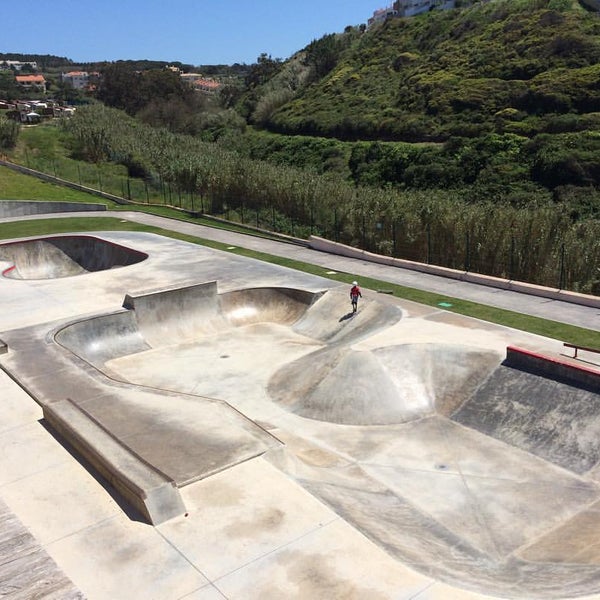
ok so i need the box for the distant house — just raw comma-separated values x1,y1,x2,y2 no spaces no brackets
61,71,100,91
368,6,399,27
193,78,221,94
393,0,455,17
0,60,38,71
15,74,46,93
369,0,455,26
180,73,221,94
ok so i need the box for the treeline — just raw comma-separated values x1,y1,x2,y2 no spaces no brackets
223,129,600,221
0,53,72,69
94,63,246,139
62,104,600,293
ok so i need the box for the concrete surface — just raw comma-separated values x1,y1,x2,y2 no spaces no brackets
0,222,599,600
0,200,106,217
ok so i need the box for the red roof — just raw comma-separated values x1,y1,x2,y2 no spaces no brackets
15,75,45,83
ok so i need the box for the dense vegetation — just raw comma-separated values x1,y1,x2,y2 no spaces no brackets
45,104,597,293
265,0,600,141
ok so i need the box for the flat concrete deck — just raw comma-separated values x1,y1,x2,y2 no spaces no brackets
1,228,599,600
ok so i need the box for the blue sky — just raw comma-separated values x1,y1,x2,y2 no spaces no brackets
4,0,376,66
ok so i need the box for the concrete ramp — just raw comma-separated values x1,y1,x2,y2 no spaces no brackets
123,281,227,347
269,343,502,425
292,289,403,345
0,235,147,279
453,347,600,474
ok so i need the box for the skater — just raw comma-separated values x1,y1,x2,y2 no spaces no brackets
350,281,362,313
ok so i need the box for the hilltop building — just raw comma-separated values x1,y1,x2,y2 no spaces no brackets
368,0,455,26
368,6,399,26
61,71,100,91
394,0,455,17
0,60,38,71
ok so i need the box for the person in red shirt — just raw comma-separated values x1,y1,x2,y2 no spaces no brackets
350,281,362,313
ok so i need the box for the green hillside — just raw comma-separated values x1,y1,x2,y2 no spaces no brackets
264,0,600,142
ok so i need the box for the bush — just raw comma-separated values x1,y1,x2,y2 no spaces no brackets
0,115,19,150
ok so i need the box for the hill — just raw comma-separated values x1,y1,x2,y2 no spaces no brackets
257,0,600,142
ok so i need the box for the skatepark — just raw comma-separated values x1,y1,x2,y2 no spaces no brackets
1,211,600,599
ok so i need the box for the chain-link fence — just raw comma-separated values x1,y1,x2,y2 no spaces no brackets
12,155,600,295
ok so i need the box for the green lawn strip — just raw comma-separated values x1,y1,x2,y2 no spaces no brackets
1,216,597,348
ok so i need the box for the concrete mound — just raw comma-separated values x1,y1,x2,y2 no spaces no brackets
0,235,147,279
268,344,502,426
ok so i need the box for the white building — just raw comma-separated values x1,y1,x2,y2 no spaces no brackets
368,6,399,28
0,60,38,71
393,0,455,18
61,71,100,90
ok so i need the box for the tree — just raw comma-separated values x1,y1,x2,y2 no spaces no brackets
0,116,19,150
96,63,143,114
304,34,345,79
244,53,283,89
0,71,19,101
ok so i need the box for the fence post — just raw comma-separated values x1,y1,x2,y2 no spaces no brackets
362,213,366,249
509,236,515,280
464,231,471,272
334,208,338,242
426,223,432,264
558,243,566,290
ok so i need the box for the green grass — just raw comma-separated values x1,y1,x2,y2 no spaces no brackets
0,165,121,205
1,216,598,349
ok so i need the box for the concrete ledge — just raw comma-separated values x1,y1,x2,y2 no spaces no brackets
505,346,600,391
43,399,186,525
308,236,600,309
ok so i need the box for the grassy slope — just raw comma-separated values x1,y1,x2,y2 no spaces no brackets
270,0,600,139
0,164,121,204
